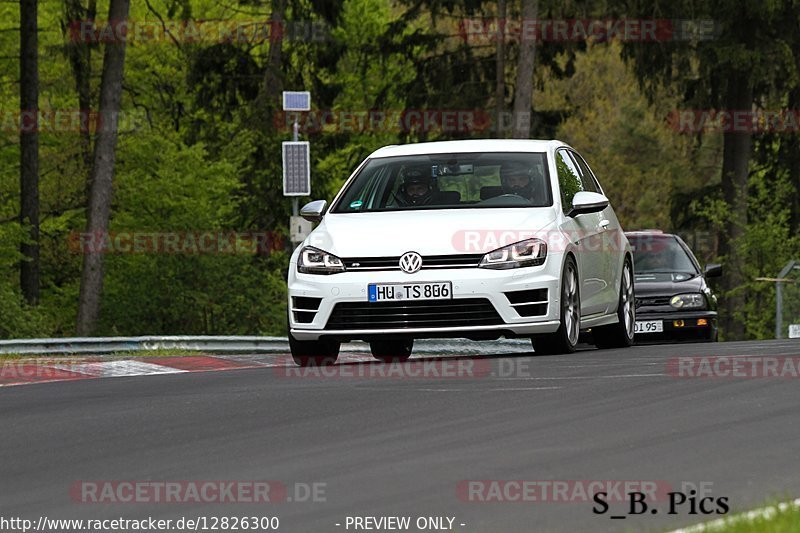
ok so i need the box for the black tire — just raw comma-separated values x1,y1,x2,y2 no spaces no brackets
594,257,635,349
370,339,413,363
289,333,340,367
532,256,580,355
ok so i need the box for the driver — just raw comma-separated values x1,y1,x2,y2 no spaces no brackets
396,166,434,206
637,251,670,272
500,162,535,200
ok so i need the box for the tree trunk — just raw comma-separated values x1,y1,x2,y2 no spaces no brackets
19,0,39,305
65,0,96,168
718,72,753,341
511,0,537,139
495,0,506,137
787,85,800,234
76,0,130,336
259,0,286,109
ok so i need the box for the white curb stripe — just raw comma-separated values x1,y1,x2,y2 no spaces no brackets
50,360,188,378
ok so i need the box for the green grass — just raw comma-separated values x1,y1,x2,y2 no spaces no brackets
669,498,800,533
112,348,202,358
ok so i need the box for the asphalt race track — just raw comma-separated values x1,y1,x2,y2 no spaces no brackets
1,339,799,533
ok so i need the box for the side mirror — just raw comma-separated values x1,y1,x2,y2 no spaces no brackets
704,263,722,278
300,200,328,222
568,191,609,217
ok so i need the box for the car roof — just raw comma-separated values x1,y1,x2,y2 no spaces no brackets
368,139,568,159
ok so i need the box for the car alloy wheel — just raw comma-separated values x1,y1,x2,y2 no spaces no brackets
564,261,580,346
593,258,635,349
531,256,580,355
622,261,635,340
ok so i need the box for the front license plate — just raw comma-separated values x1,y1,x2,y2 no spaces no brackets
368,282,452,302
634,320,663,333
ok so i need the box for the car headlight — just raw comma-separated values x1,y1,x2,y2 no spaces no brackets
479,239,547,269
670,293,705,309
298,246,345,275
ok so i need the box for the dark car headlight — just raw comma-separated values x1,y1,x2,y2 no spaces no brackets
670,293,705,309
298,246,345,274
479,239,547,270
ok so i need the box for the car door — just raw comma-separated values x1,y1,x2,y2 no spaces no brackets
571,150,622,314
555,148,605,316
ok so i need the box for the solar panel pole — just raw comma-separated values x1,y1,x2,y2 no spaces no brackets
292,119,299,218
282,91,312,249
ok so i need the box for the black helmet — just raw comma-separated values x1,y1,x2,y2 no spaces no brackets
399,166,434,205
500,162,534,198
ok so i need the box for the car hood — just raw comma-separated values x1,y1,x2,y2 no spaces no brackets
634,274,703,297
304,207,558,257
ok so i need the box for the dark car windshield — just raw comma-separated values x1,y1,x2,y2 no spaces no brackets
628,234,699,276
330,152,552,213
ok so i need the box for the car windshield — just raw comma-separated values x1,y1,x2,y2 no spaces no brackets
628,235,699,276
330,152,552,212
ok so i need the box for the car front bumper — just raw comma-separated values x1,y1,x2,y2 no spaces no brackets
634,310,718,342
287,261,563,342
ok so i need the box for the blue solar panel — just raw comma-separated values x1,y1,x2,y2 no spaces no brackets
282,141,311,196
282,91,310,111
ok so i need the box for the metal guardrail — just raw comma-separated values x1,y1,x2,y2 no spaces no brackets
0,336,290,355
0,336,532,356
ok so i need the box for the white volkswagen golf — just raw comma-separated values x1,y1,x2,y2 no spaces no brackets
287,139,634,366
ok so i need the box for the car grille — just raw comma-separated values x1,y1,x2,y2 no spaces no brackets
342,254,483,271
636,296,672,308
325,298,503,330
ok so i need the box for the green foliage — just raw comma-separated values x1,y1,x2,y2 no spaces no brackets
0,224,50,337
99,252,288,335
0,0,798,341
728,159,800,339
539,42,716,230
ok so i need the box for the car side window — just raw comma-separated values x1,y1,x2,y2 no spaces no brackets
555,149,583,212
569,151,600,194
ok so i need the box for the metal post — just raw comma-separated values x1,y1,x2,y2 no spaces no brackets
776,280,783,339
776,260,797,339
293,120,299,218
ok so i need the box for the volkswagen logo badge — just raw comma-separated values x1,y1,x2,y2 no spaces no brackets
399,252,423,274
